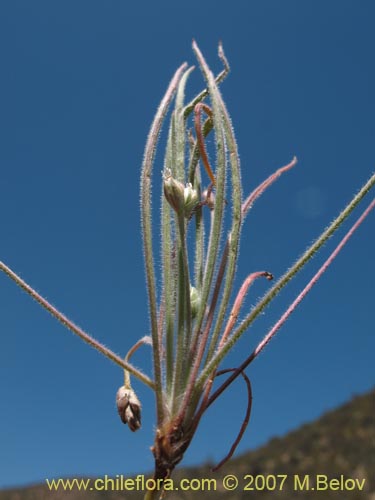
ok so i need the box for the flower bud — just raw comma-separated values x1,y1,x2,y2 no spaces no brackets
202,188,215,210
190,286,201,318
116,386,141,432
183,183,199,218
163,171,185,214
163,170,198,218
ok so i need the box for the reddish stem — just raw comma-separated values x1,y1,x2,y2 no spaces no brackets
194,103,216,185
242,157,297,216
207,196,375,408
211,368,252,471
219,271,273,349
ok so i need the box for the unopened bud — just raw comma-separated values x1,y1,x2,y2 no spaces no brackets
183,183,199,218
202,188,215,210
163,171,185,214
116,386,141,432
163,170,198,218
190,286,200,318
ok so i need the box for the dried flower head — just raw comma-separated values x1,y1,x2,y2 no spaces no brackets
116,386,141,432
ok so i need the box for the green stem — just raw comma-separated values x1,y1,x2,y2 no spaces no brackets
0,260,155,389
189,41,227,351
204,88,242,361
162,125,176,396
140,63,188,423
207,196,375,407
196,170,375,391
183,41,230,119
171,214,192,412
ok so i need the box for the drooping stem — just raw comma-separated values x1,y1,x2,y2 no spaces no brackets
123,336,152,389
211,368,253,472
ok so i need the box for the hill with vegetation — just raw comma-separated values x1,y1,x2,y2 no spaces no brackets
1,390,374,499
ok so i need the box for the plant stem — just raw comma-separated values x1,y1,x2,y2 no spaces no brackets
124,336,152,388
207,196,375,406
197,171,375,391
0,260,154,389
140,63,188,423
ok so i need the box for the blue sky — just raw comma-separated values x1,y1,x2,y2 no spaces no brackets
0,0,374,489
